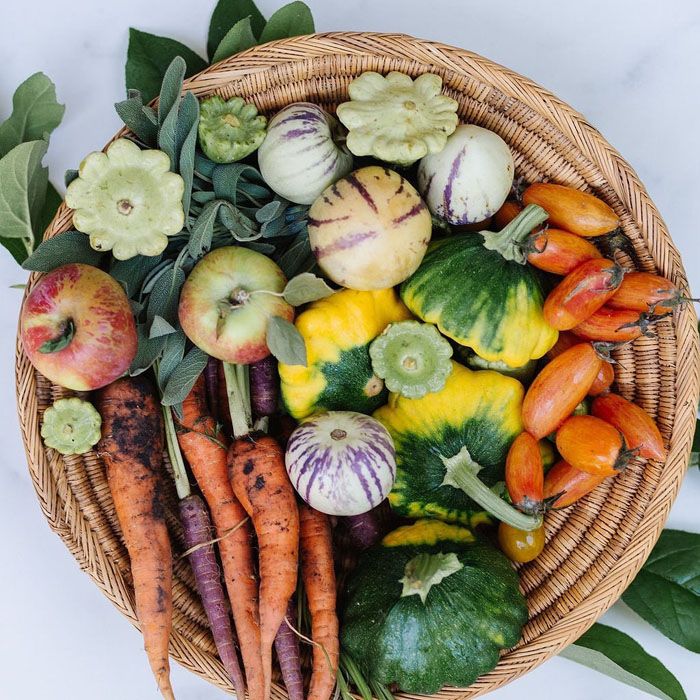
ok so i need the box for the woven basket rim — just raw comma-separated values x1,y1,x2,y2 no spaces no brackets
15,31,700,699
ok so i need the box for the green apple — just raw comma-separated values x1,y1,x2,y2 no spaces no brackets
178,246,294,363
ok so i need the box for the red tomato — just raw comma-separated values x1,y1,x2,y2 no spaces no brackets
522,343,602,439
544,259,627,330
543,459,609,508
555,415,632,476
505,432,544,515
527,228,602,275
492,200,523,229
498,522,545,563
591,393,667,461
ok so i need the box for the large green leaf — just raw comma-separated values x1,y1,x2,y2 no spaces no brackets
259,1,314,43
207,0,266,60
0,73,64,159
561,623,686,700
125,29,208,103
0,140,49,264
212,16,258,63
622,529,700,652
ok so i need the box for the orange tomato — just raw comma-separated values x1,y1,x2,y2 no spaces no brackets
522,182,619,237
543,459,608,508
555,415,631,476
543,259,627,330
505,432,544,515
591,393,667,461
498,522,545,563
522,343,602,439
608,271,687,314
526,228,602,275
492,200,523,229
588,360,615,396
571,306,656,342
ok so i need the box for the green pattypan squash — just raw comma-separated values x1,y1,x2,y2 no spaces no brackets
341,519,528,694
198,95,267,163
65,138,185,260
336,71,459,166
41,397,102,455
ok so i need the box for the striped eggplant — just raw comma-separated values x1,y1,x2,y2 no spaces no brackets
417,124,514,225
258,102,353,205
308,166,432,290
285,411,396,516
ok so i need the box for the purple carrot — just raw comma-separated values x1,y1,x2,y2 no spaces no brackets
344,509,383,550
250,356,279,419
179,494,246,697
273,598,304,700
204,355,221,422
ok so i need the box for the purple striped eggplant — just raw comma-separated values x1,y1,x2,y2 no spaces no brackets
284,410,396,516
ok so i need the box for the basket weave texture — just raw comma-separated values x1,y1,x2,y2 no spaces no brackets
15,32,700,699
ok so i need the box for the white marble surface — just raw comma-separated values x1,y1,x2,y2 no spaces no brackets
1,1,699,698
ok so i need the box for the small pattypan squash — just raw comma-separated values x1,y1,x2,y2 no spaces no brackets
336,71,459,166
278,288,412,420
41,397,102,455
341,519,528,694
375,361,541,531
198,95,267,163
370,320,453,399
65,138,185,260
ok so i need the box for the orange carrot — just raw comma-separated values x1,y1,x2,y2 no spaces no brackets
177,377,264,700
97,376,174,700
229,434,300,700
300,504,339,700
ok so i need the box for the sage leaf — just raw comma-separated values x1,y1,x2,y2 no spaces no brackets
129,325,167,375
0,73,65,159
114,93,158,146
192,190,216,205
157,56,186,125
150,315,177,338
147,266,186,324
161,346,208,406
36,182,62,248
561,623,686,700
189,200,222,258
212,16,258,63
208,0,266,60
283,272,333,306
256,199,284,223
213,162,266,205
157,329,186,389
622,529,700,652
219,202,259,240
242,240,276,255
0,140,49,264
195,152,217,180
266,315,307,366
259,1,315,43
276,230,315,277
126,28,207,103
22,230,103,272
176,92,200,221
110,254,163,297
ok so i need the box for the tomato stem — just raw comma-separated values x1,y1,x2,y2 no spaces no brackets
441,446,543,531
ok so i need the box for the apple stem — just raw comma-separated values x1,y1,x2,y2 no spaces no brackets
223,362,253,438
161,403,192,501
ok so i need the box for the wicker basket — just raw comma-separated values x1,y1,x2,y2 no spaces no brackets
15,32,700,699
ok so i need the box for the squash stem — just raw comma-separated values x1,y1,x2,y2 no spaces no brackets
441,447,542,531
223,362,252,438
399,552,463,604
482,203,549,264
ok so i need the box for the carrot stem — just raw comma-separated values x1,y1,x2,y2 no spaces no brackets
223,362,253,438
161,403,191,500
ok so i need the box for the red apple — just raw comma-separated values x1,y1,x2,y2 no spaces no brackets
20,263,137,391
178,246,294,364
